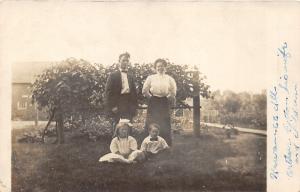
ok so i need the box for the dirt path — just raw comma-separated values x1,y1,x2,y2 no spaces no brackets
202,122,267,136
12,121,55,130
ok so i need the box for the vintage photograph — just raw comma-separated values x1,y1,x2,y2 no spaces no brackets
4,1,299,192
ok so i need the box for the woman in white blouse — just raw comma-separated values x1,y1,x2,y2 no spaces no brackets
142,59,177,146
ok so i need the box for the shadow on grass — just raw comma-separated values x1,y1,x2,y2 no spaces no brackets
12,128,266,192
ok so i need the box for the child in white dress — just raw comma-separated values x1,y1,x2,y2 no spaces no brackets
99,119,140,163
141,123,169,159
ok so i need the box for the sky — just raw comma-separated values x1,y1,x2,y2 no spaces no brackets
1,2,299,93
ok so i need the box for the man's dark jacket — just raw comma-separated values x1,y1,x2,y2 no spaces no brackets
104,70,138,118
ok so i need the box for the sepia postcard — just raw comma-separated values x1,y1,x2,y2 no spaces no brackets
0,1,299,192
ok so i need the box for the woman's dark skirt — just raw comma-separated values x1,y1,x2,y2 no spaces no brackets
145,96,172,146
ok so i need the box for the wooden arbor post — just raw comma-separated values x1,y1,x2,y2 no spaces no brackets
34,102,39,126
192,70,200,137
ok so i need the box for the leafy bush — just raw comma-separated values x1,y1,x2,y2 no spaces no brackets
18,130,44,143
79,116,112,141
78,113,146,141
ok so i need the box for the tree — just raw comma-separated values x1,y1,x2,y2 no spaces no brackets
32,58,108,143
222,91,242,113
32,58,212,143
252,93,267,127
201,90,267,129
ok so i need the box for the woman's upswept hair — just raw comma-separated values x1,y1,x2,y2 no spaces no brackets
154,58,167,68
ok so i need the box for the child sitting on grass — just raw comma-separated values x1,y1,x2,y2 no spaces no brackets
99,119,139,164
140,123,169,159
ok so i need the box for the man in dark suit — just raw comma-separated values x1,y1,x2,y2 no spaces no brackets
105,52,138,130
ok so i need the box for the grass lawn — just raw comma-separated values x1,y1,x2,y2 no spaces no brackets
12,125,266,192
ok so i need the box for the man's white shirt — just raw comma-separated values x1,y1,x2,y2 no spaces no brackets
121,72,130,94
